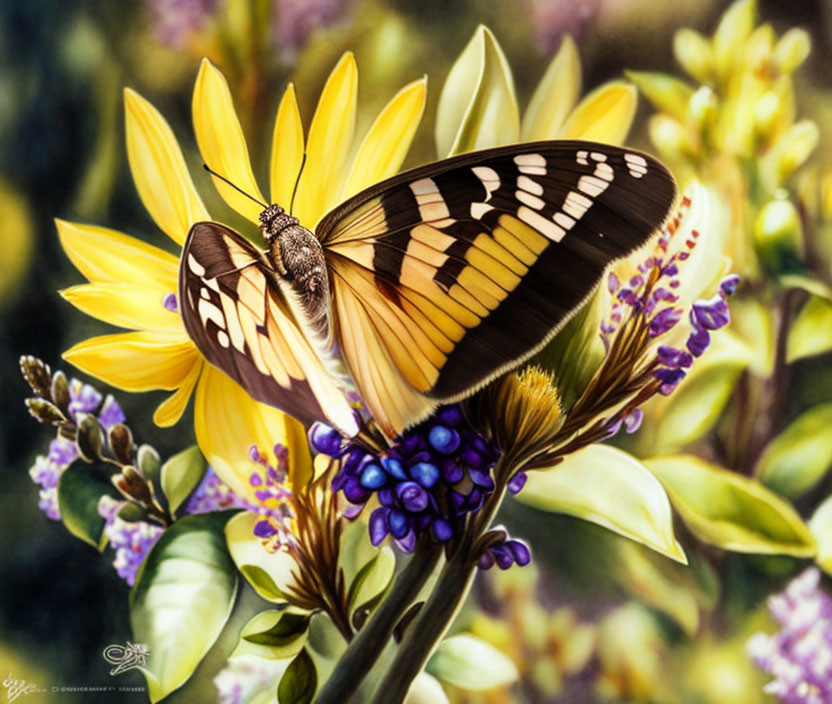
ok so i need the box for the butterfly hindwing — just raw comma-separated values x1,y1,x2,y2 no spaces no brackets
179,222,357,435
318,140,676,433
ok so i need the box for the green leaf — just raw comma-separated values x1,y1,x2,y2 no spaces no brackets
516,444,687,564
644,455,816,556
232,608,310,660
227,511,296,604
780,273,832,299
435,25,519,157
521,35,581,140
427,634,518,691
57,462,117,550
787,295,832,363
347,546,396,613
757,403,832,498
809,494,832,575
404,673,450,704
534,287,605,411
626,71,695,123
130,512,238,702
160,445,207,514
277,648,317,704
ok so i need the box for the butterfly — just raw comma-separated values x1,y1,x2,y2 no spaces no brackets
179,140,676,440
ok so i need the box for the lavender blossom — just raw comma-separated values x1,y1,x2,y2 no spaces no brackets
185,466,248,514
478,530,531,571
272,0,352,59
98,496,164,586
146,0,217,49
748,567,832,703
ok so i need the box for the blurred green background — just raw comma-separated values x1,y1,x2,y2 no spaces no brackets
2,1,831,702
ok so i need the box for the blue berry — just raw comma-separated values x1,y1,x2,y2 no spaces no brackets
396,481,429,512
428,425,461,454
410,462,440,489
382,457,407,480
308,423,342,456
389,510,409,539
360,463,387,490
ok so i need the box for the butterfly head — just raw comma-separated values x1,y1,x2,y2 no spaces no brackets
259,204,300,242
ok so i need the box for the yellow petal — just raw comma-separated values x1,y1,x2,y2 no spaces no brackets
56,219,179,288
269,83,305,210
192,58,265,223
193,365,312,499
124,88,210,246
63,330,198,391
153,358,203,427
561,81,638,146
293,52,357,228
522,35,581,140
343,77,427,200
60,283,182,331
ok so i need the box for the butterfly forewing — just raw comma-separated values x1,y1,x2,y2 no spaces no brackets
179,222,357,435
317,140,676,432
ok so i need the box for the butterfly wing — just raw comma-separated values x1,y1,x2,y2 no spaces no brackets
317,140,676,436
180,222,358,435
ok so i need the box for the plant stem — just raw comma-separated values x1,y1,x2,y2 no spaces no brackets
314,540,442,704
371,483,509,704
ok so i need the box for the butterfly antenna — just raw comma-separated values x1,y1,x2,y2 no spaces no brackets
203,164,269,209
289,152,307,216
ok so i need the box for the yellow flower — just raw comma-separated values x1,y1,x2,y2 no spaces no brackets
59,53,426,496
436,26,638,158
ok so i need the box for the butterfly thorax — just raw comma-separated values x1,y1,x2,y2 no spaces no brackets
261,204,331,342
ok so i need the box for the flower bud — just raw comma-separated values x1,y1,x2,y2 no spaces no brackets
776,120,819,185
673,28,713,84
775,28,811,74
108,423,133,465
76,412,104,462
754,197,804,272
136,443,161,481
19,355,52,398
753,91,781,143
649,114,695,161
688,86,718,132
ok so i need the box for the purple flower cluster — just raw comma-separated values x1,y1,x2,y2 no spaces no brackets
313,405,505,554
98,496,164,586
479,529,532,570
146,0,217,49
28,376,125,521
185,466,249,514
214,654,285,704
748,567,832,703
242,444,297,552
272,0,352,59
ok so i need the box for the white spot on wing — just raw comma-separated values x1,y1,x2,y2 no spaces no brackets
517,175,543,196
563,190,593,219
590,152,607,162
624,153,648,178
516,190,545,210
410,177,440,196
518,205,566,242
576,150,589,166
472,166,500,200
188,253,205,276
515,153,547,175
198,298,226,330
216,330,230,348
470,202,494,219
554,212,575,230
578,175,608,198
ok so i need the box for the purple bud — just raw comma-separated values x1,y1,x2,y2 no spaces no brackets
508,472,527,495
649,307,682,337
661,263,678,277
469,468,495,490
389,510,409,539
653,367,686,385
623,409,643,434
308,423,342,456
248,445,261,463
491,545,514,570
438,405,464,427
396,481,429,512
691,296,730,330
396,530,417,554
478,551,495,570
428,425,460,454
343,448,368,475
249,473,263,487
253,520,277,539
382,457,407,481
608,272,620,293
162,293,178,312
719,274,741,298
686,325,710,357
657,345,693,368
360,463,387,490
410,462,440,489
441,459,464,484
461,449,484,468
378,487,395,506
433,519,453,541
343,478,370,504
507,539,531,566
369,508,389,546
